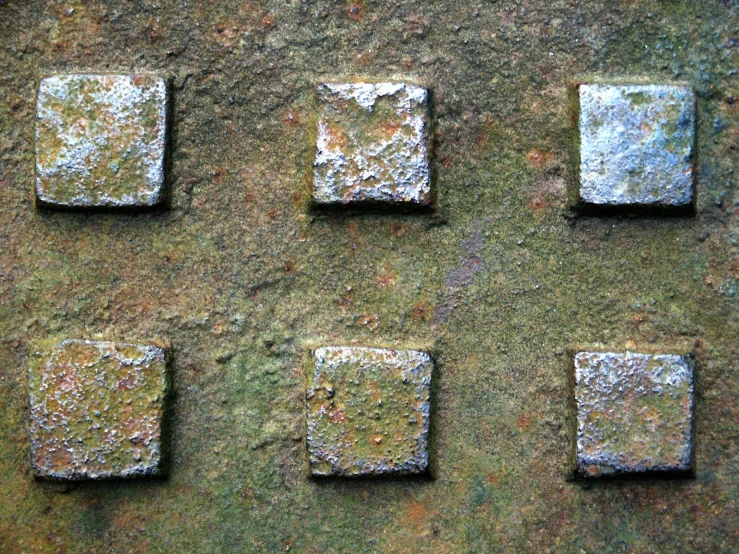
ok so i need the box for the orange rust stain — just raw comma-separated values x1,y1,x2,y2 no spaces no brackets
357,313,379,330
261,14,275,28
283,110,301,127
529,194,550,216
346,221,360,237
329,408,346,423
404,500,426,526
486,472,500,485
213,21,239,47
410,301,428,320
516,413,533,431
377,272,396,287
212,168,227,184
324,123,348,150
389,222,407,236
347,2,365,20
377,120,401,138
146,18,166,43
526,149,551,168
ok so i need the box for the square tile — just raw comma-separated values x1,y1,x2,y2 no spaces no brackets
29,339,169,479
576,84,695,208
35,74,168,209
312,83,432,207
306,346,433,477
574,351,694,478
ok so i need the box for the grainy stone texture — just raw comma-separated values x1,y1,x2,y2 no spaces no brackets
312,83,431,207
306,347,433,477
577,84,695,208
28,339,169,480
574,351,694,478
35,74,168,208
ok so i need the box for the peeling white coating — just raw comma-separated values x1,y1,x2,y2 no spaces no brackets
578,84,695,207
313,82,431,206
35,74,168,208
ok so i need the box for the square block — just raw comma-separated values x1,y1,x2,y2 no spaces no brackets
312,82,431,207
29,339,169,479
35,74,168,209
306,346,433,477
576,83,695,208
574,351,694,478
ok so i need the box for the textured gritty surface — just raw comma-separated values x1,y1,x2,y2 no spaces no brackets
29,339,169,479
574,351,694,478
313,83,431,206
1,1,739,553
577,84,695,208
35,74,167,208
307,346,432,477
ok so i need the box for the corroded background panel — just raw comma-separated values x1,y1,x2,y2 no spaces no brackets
1,1,738,553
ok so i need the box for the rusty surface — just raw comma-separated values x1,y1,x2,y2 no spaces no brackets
306,346,432,477
0,0,738,552
313,82,431,207
573,351,694,478
575,83,695,209
28,339,169,480
35,74,167,208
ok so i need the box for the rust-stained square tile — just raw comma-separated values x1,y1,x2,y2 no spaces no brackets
35,74,168,209
29,339,169,480
306,346,433,477
576,84,695,209
312,82,431,207
574,351,694,478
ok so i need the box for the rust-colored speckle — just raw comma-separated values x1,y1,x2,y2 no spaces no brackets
347,2,364,21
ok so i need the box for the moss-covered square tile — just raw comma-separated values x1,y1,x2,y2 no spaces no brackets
574,351,694,478
35,74,168,209
312,82,432,207
576,84,695,209
29,339,170,480
306,346,433,477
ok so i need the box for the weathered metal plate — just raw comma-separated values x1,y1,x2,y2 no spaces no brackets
576,84,695,209
0,1,738,553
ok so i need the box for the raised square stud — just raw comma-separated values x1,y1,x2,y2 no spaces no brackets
574,351,694,478
29,339,169,480
312,82,431,207
576,84,695,209
306,346,433,477
35,74,168,209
